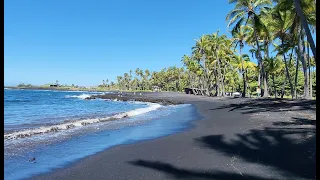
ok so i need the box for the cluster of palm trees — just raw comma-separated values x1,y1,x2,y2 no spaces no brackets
100,67,187,92
181,0,315,99
101,0,315,99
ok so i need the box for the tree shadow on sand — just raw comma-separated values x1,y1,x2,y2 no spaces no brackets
128,160,276,180
195,120,316,179
129,117,315,180
273,117,316,126
209,98,316,114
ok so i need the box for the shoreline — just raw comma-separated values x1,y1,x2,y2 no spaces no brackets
4,86,155,93
4,86,109,92
30,92,316,180
86,93,184,105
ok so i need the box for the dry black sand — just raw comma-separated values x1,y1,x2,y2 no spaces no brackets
31,92,316,180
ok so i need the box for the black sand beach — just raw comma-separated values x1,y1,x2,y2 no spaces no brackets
31,92,316,180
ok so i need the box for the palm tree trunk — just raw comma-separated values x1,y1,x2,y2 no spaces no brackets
308,44,312,98
242,72,246,97
294,0,316,62
281,38,295,99
202,54,209,96
299,27,310,99
240,45,246,97
199,77,204,96
222,65,226,96
263,72,269,97
272,74,277,98
253,27,268,97
191,74,197,95
263,42,270,97
258,61,261,89
281,77,286,98
217,58,222,96
294,52,299,99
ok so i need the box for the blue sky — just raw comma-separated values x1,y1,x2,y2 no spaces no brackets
5,0,248,86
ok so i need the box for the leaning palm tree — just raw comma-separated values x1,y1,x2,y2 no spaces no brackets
226,0,272,97
293,0,316,59
274,0,316,63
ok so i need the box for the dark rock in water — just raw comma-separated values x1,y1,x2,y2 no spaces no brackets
66,124,75,129
18,133,31,138
50,127,59,132
29,157,36,163
81,122,89,126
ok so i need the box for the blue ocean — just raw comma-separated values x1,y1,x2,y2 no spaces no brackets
4,89,200,180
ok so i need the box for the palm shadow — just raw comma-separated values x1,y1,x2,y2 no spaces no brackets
273,117,316,126
128,160,275,180
129,116,315,179
208,99,316,114
196,124,316,179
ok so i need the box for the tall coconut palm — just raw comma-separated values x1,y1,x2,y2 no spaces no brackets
249,48,261,90
206,31,233,96
266,6,296,98
192,35,211,95
306,43,313,97
116,76,123,92
231,25,251,97
226,0,272,97
299,27,310,99
233,54,251,97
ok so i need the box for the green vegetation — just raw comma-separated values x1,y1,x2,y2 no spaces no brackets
10,0,315,100
98,67,187,92
105,0,316,99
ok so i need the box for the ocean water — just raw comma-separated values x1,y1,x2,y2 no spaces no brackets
4,89,200,180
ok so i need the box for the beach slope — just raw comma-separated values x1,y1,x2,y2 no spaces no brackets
31,92,316,180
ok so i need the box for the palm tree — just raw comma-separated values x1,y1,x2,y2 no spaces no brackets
264,57,283,98
135,68,141,90
249,48,262,91
192,35,211,96
106,79,109,88
206,31,232,96
267,6,296,98
226,0,272,97
116,76,123,92
293,0,316,59
233,54,251,97
231,25,251,97
129,70,133,90
144,69,150,90
299,27,310,99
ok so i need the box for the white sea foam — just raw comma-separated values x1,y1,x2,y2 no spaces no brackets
65,94,92,99
4,103,162,140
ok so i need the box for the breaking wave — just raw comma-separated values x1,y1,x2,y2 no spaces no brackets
4,103,162,140
65,94,92,99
